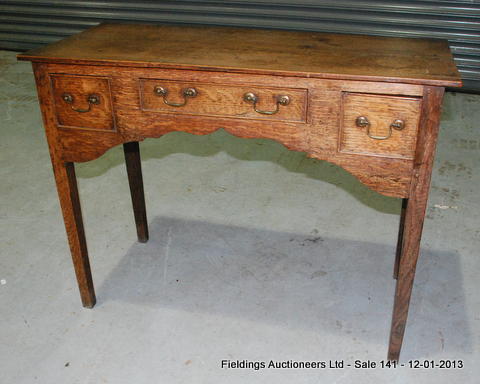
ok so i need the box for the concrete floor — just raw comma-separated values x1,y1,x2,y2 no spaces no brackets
1,49,479,383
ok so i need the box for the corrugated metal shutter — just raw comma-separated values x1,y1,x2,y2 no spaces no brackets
1,0,478,91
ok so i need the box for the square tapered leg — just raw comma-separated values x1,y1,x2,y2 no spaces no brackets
52,161,96,308
123,142,149,243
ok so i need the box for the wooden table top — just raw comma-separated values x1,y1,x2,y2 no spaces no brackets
18,23,461,87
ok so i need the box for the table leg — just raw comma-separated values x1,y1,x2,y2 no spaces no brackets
388,192,427,360
393,198,408,279
387,86,444,361
52,161,96,308
123,142,149,243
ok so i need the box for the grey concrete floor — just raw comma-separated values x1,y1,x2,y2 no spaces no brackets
1,50,479,383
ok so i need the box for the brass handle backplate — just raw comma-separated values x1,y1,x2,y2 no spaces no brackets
62,93,100,113
355,116,405,140
243,92,290,115
154,86,198,107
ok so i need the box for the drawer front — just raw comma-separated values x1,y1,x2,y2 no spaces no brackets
339,92,421,159
51,74,115,131
140,79,307,123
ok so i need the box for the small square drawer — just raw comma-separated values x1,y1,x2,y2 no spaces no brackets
139,79,307,123
339,92,422,159
50,74,115,131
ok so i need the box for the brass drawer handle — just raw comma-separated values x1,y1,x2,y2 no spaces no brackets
154,86,197,107
62,93,100,113
355,116,405,140
243,92,290,115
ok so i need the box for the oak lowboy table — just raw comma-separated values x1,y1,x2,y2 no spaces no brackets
18,23,462,360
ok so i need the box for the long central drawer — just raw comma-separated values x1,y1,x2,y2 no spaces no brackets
139,78,308,123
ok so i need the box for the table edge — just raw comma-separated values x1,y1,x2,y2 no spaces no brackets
16,55,463,88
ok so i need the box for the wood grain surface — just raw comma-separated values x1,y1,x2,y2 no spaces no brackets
18,23,462,87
